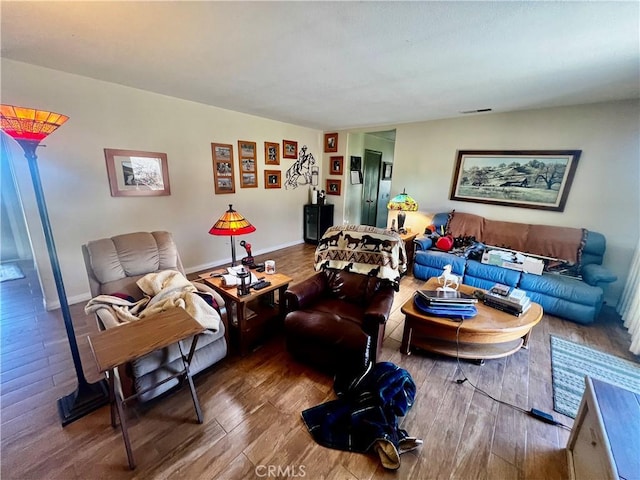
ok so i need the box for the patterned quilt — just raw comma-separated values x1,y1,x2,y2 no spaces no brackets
315,225,407,287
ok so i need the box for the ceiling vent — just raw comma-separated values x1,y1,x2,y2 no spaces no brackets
460,108,493,114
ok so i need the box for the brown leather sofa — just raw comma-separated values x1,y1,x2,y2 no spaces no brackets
284,268,395,374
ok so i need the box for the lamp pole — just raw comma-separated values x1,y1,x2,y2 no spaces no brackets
15,139,109,425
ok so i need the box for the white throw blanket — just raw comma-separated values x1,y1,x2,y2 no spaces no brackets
85,270,220,332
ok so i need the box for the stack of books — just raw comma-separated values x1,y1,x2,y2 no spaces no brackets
482,284,531,316
414,290,478,319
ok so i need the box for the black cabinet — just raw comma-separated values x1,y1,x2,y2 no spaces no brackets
304,204,334,244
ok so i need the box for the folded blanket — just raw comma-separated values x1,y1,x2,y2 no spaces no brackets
85,270,221,332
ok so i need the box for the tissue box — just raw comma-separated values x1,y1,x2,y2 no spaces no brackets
481,250,544,275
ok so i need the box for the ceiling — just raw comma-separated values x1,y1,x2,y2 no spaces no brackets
1,1,638,131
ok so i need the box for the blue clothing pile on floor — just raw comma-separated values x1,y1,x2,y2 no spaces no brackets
301,362,423,470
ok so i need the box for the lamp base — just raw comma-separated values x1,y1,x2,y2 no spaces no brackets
57,379,109,426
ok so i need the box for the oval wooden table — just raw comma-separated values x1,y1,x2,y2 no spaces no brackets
400,277,543,361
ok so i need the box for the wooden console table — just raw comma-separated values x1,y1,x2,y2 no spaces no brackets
88,308,205,469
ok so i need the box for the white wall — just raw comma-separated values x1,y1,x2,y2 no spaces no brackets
389,100,640,304
3,58,637,309
1,59,323,307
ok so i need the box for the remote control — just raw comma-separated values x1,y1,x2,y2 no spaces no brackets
253,280,271,290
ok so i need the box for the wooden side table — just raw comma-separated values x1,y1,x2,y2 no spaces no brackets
199,271,292,355
88,308,205,469
400,232,418,275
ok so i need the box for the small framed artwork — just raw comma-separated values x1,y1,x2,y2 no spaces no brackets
382,162,393,180
264,141,280,165
211,143,236,194
350,156,362,171
449,150,581,211
104,148,171,197
238,140,258,188
283,139,298,159
350,171,363,185
330,156,344,175
264,170,281,189
324,132,338,153
326,178,341,195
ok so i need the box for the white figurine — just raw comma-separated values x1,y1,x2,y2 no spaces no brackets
437,264,460,291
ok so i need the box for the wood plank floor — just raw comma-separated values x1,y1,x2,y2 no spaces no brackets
1,244,637,479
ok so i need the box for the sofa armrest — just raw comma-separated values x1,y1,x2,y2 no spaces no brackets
414,235,434,251
285,272,327,311
363,285,395,333
192,281,228,325
581,264,617,287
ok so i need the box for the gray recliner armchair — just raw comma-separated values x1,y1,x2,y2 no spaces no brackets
82,231,228,402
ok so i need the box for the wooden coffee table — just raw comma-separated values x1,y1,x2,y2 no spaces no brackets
401,277,543,361
199,271,292,355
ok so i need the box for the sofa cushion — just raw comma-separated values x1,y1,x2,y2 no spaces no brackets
519,272,602,306
463,260,522,290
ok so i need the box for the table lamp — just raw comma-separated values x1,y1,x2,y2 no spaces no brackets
209,204,256,266
387,188,418,234
0,104,109,426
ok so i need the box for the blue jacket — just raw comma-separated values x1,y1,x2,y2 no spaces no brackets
301,362,416,454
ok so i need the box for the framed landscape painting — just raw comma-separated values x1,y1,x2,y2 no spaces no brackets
449,150,581,211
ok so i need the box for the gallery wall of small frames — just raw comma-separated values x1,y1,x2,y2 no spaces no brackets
210,136,344,195
211,139,304,192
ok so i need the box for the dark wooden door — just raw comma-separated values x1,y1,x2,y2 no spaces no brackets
360,149,382,226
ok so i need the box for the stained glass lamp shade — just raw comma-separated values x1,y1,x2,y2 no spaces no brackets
209,204,256,266
0,104,109,426
387,189,418,233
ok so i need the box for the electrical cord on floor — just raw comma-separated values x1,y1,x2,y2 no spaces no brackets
453,319,572,431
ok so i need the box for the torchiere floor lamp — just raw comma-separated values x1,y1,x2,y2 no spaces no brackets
0,105,109,426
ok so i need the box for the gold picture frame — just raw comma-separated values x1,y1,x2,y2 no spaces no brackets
324,132,338,153
211,143,236,194
283,139,298,159
326,178,341,195
264,141,280,165
264,170,281,189
104,148,171,197
330,156,344,175
238,140,258,188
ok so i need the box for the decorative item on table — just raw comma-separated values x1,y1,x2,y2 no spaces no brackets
1,104,109,425
483,284,531,315
209,204,256,266
317,189,326,204
436,264,460,291
413,289,477,319
239,240,255,268
387,189,418,234
222,265,259,290
264,260,276,274
236,267,252,296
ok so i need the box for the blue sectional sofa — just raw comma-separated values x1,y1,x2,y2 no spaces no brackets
413,212,617,325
